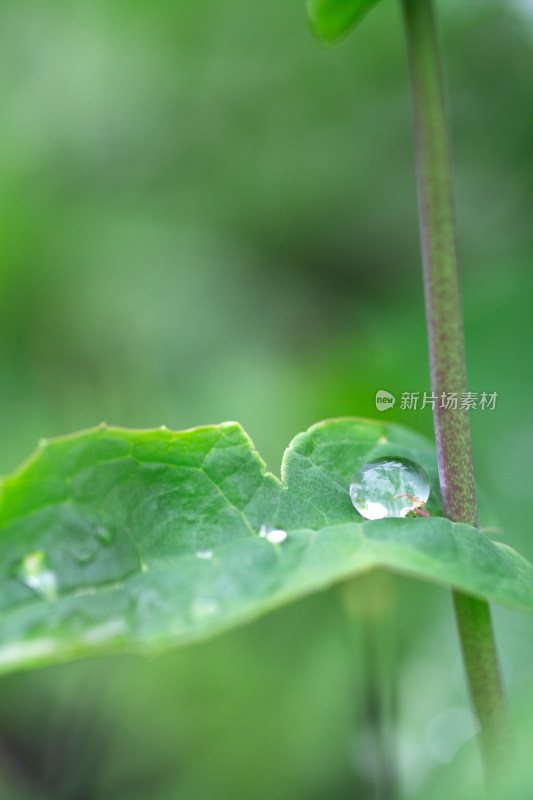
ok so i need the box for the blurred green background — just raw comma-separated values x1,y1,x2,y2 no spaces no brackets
0,0,532,797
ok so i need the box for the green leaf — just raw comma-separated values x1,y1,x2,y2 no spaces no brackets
307,0,384,44
1,418,532,674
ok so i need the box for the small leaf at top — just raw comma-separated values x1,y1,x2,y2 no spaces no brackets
307,0,384,44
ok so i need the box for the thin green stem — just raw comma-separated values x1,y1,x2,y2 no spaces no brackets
401,0,512,781
338,573,399,800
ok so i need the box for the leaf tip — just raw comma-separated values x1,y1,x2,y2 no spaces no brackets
306,0,383,46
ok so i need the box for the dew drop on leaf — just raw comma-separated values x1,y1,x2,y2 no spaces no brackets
18,551,58,600
349,457,430,520
259,525,288,544
71,540,99,565
95,524,113,545
71,523,113,564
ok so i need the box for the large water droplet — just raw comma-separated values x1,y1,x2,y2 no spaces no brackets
18,551,58,600
350,457,430,520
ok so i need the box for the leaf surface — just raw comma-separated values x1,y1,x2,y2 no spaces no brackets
1,418,531,673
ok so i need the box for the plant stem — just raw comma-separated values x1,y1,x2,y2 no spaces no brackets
339,574,399,799
400,0,512,780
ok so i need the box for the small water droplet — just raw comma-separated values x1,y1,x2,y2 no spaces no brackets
196,549,213,560
259,525,288,544
71,540,99,565
18,552,58,600
350,457,430,520
95,524,113,545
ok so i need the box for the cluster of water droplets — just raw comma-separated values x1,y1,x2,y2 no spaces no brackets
71,524,113,565
15,520,116,601
350,456,430,520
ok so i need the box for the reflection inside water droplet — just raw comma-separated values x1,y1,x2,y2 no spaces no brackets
350,457,430,520
18,551,58,600
259,525,288,544
196,549,213,560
